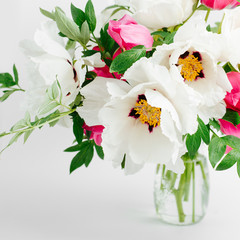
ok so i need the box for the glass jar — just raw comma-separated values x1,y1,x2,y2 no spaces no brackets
154,153,209,225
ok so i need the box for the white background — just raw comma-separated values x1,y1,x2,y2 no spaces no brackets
0,1,240,239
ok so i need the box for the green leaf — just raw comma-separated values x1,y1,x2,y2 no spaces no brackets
65,39,76,51
47,81,59,100
82,50,99,58
186,131,201,159
55,7,83,43
11,119,28,131
71,3,85,27
94,143,104,159
13,64,19,84
222,62,238,73
222,109,240,126
79,21,90,45
0,73,15,88
24,130,33,143
237,161,240,178
85,0,96,32
197,117,210,145
209,119,220,131
72,112,84,144
0,91,14,102
216,149,240,171
222,135,240,149
38,102,59,115
208,137,226,168
64,144,82,152
40,8,55,20
197,4,210,11
69,141,94,173
8,132,24,146
121,155,126,169
110,46,146,74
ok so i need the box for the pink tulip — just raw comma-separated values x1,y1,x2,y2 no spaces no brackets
201,0,238,9
82,123,104,146
224,72,240,113
108,14,154,51
219,119,240,153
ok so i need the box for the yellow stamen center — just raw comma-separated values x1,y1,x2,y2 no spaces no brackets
134,99,161,128
178,54,203,82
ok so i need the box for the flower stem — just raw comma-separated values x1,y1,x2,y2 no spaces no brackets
174,174,186,223
192,163,196,223
205,8,211,22
184,162,192,201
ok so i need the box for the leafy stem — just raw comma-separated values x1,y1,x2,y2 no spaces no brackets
0,109,76,139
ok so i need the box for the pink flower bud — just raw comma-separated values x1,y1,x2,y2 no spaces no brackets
108,14,153,51
201,0,239,9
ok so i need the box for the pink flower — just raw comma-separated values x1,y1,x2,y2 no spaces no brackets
224,72,240,113
93,48,122,79
108,14,154,51
82,123,104,146
219,119,240,153
231,0,240,7
201,0,238,9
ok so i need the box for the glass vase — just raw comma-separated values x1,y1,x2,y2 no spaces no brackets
154,153,209,225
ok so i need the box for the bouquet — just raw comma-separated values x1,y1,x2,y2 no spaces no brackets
1,0,240,187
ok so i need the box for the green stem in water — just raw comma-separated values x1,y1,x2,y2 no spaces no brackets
184,161,193,202
192,163,196,223
174,174,186,223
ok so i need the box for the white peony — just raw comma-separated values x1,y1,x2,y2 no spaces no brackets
152,15,232,123
78,58,202,174
221,7,240,68
128,0,197,30
20,21,86,118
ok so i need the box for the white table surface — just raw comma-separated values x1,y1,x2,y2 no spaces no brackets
0,1,240,239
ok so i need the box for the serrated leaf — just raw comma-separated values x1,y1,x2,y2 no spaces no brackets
38,102,59,115
40,8,55,20
208,137,226,168
71,3,85,27
197,117,210,144
79,21,90,45
85,0,96,32
13,64,19,84
216,149,239,171
186,131,201,159
24,130,34,143
72,113,84,144
110,46,146,74
55,7,83,43
94,144,104,159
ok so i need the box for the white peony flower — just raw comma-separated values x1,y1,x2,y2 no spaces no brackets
128,0,197,30
20,21,86,116
152,37,232,123
221,7,240,68
78,58,202,174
